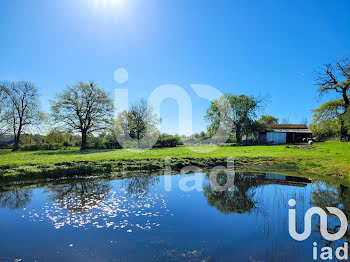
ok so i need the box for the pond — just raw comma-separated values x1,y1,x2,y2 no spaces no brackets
0,172,349,261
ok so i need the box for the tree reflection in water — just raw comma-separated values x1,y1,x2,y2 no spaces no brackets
311,182,350,246
204,172,263,214
45,179,111,213
123,175,159,198
0,189,32,210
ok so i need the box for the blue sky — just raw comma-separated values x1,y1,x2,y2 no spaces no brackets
0,0,349,134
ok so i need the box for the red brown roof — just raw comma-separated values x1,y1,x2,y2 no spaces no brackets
268,124,308,129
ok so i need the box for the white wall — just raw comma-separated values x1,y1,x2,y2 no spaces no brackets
266,132,286,144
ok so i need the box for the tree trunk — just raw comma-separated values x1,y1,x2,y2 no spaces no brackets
81,131,87,150
12,135,20,151
342,89,349,107
137,132,140,148
236,130,242,144
12,126,22,151
340,117,349,142
340,95,349,141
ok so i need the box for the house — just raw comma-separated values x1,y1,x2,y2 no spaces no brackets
258,124,312,144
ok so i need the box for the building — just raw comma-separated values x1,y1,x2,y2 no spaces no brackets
258,124,312,144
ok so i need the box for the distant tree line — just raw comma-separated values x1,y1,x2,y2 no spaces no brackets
0,57,348,151
0,80,184,151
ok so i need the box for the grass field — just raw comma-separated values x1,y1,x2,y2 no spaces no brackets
0,142,349,182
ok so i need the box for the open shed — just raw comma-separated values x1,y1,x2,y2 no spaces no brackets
258,124,312,144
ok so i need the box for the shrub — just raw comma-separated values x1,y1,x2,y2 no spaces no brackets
20,143,64,151
153,136,182,148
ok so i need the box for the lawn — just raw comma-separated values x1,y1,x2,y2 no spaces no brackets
0,142,349,181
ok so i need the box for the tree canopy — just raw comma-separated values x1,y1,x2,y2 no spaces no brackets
310,99,347,140
0,81,44,151
314,58,350,140
115,98,160,149
51,81,113,150
258,115,279,125
205,94,265,143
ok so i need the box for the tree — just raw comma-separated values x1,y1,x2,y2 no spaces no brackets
205,94,265,143
258,115,278,125
46,129,69,144
315,58,350,141
280,118,290,124
310,99,345,140
115,98,160,148
344,107,350,131
300,117,308,126
0,81,44,151
0,86,8,136
51,81,113,150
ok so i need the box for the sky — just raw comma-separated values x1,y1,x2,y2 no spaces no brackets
0,0,349,135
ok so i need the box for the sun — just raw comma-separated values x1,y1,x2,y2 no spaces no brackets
93,0,123,8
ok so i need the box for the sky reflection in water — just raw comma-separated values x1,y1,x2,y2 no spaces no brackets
0,172,349,262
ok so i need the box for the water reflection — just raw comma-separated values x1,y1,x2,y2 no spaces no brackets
204,172,311,215
311,183,350,246
0,189,32,210
204,173,261,214
1,172,350,261
17,177,171,231
45,180,111,213
123,175,159,197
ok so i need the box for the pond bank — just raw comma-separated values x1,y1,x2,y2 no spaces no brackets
0,155,348,185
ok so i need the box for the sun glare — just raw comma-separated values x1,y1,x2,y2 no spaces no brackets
93,0,122,8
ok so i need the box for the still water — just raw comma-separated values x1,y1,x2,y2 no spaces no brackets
0,172,348,262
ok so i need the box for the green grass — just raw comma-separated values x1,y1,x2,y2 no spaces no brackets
0,141,349,182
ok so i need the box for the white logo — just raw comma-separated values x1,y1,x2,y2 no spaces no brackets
288,198,348,241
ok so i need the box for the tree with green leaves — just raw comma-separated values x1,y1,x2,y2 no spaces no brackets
258,115,278,125
45,129,69,144
315,58,350,141
51,81,113,150
205,94,265,143
0,81,44,151
309,99,345,140
344,107,350,131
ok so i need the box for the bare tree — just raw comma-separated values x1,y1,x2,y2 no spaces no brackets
51,81,114,150
0,81,44,151
0,85,9,136
315,58,350,140
280,118,290,124
115,98,160,148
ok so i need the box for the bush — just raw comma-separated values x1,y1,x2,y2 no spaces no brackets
73,140,81,147
0,143,12,149
20,143,64,151
153,136,182,148
63,141,72,149
87,137,107,149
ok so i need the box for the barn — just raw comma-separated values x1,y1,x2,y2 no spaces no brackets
258,124,313,144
